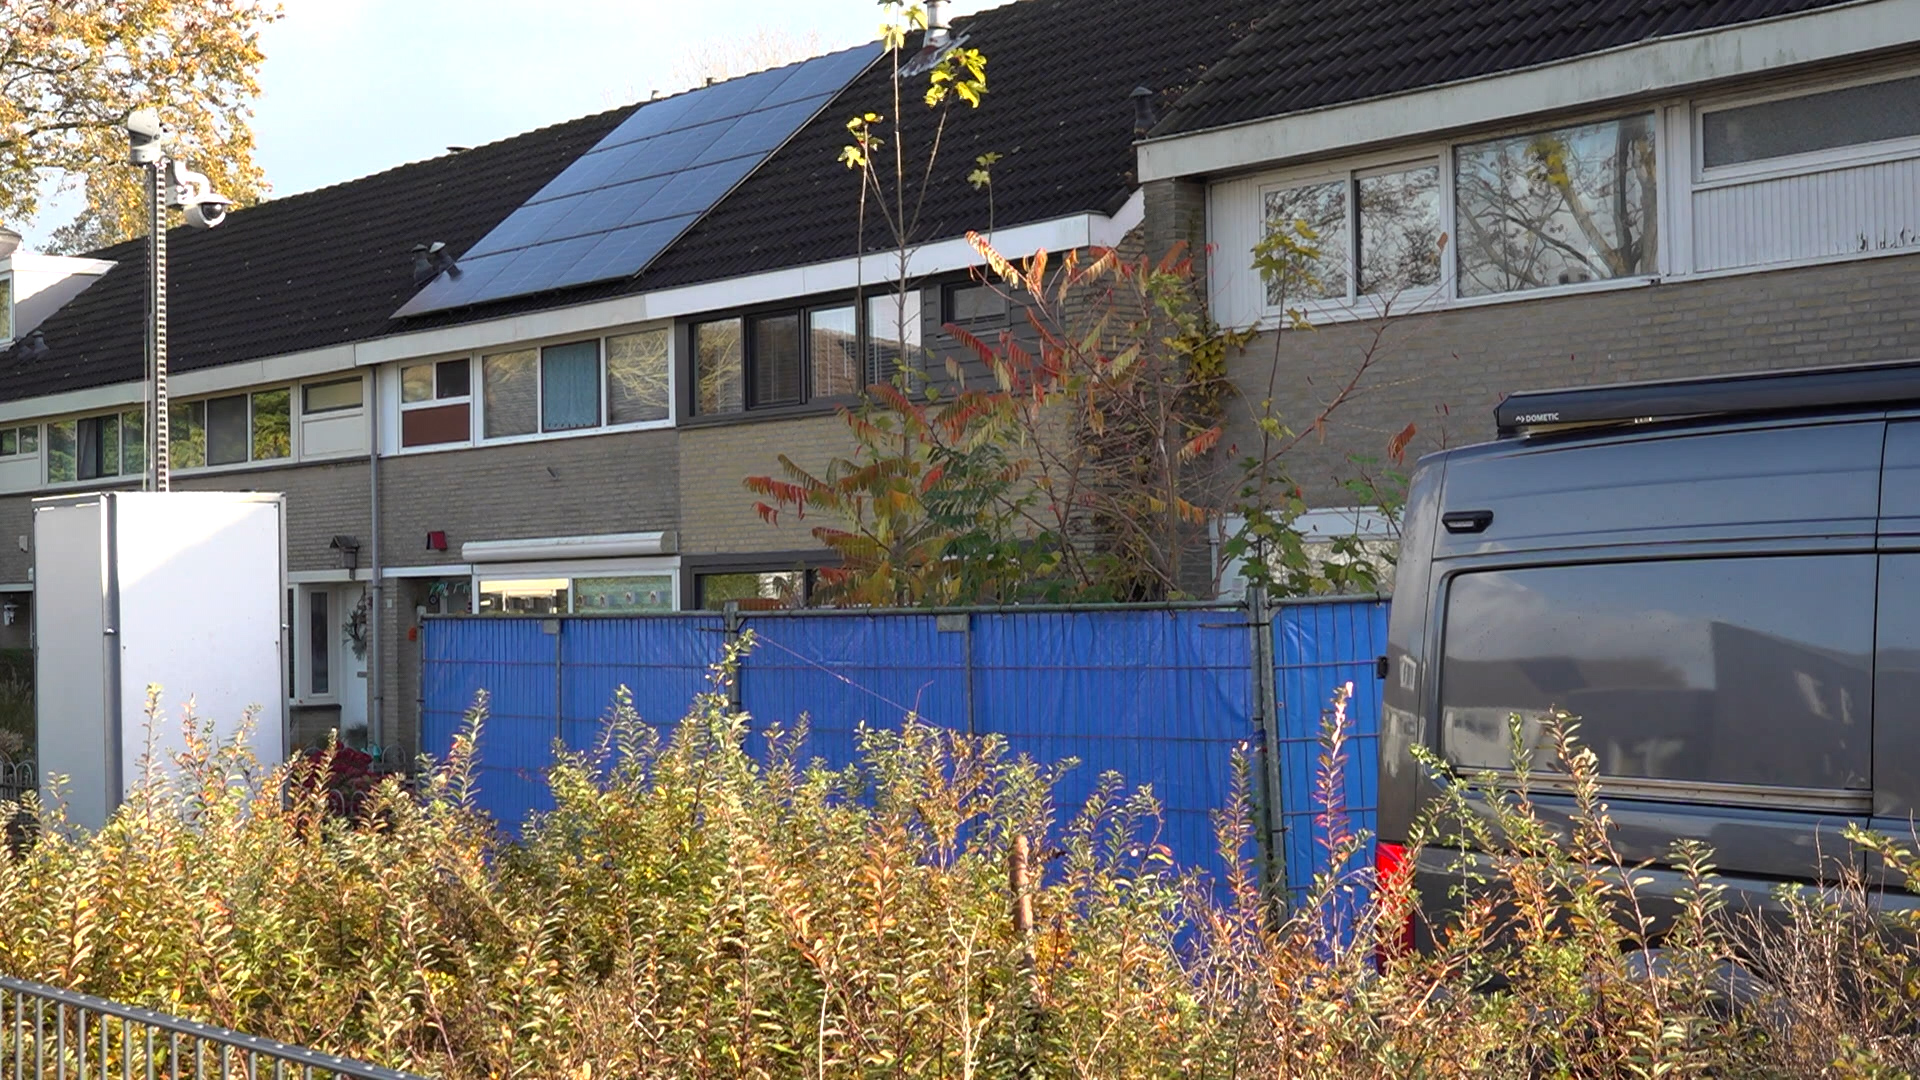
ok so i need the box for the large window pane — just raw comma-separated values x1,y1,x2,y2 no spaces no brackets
751,313,802,408
482,349,538,438
0,277,10,342
574,575,673,614
809,306,860,399
1454,114,1657,297
1263,180,1349,304
252,389,291,460
171,401,206,469
81,415,115,480
1704,75,1920,169
1358,164,1442,295
607,329,669,424
541,341,600,431
700,571,805,610
866,292,922,383
400,363,434,404
478,578,570,615
1,430,16,457
120,408,144,478
206,394,250,466
1440,556,1872,791
693,319,744,415
46,421,74,483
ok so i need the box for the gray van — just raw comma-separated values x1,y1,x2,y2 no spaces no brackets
1378,359,1920,944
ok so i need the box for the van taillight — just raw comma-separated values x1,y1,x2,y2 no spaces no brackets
1375,840,1416,962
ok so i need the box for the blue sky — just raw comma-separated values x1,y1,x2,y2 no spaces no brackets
25,0,996,245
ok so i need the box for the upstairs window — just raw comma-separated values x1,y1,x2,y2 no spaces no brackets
171,390,291,469
943,282,1009,326
1702,73,1920,174
1263,161,1443,306
400,358,472,447
0,275,11,342
1454,114,1657,296
47,408,146,483
0,426,38,459
693,299,891,416
468,329,669,441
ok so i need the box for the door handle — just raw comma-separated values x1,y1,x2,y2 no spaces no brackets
1442,510,1494,534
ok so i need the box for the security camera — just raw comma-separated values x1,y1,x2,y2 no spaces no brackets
165,161,232,228
183,200,230,229
125,108,167,165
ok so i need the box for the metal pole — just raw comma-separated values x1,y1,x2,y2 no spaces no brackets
146,158,169,493
1247,582,1287,902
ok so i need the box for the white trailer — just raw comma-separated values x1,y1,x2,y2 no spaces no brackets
33,492,286,830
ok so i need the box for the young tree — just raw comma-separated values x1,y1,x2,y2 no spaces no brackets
0,0,278,250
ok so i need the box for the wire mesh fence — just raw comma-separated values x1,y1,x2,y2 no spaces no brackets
0,975,427,1080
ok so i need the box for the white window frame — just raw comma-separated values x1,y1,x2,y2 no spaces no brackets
387,321,675,456
0,424,39,460
291,584,341,706
42,408,148,487
1693,66,1920,189
170,386,295,476
1242,104,1670,326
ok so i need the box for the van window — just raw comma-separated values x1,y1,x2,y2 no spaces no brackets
1440,556,1872,792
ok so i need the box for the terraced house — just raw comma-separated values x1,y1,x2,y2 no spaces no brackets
0,0,1269,761
1138,0,1920,509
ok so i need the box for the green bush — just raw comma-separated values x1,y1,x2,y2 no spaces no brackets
0,648,31,760
0,644,1915,1078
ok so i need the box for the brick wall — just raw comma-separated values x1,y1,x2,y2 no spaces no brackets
678,414,855,554
1144,178,1209,287
177,459,372,573
375,428,679,569
1225,255,1920,505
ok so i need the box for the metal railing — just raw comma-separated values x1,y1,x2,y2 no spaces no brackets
0,975,429,1080
0,759,31,805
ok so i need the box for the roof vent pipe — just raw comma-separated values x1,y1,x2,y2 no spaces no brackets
1131,87,1158,137
926,0,950,48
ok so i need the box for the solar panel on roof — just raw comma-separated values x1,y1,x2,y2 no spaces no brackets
395,41,881,318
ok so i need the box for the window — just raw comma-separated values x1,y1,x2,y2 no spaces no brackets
694,301,878,416
1262,161,1442,305
477,572,675,615
302,378,363,414
606,329,670,424
46,408,145,482
867,291,923,384
1454,114,1657,296
307,589,330,696
943,282,1009,325
401,358,473,448
692,319,744,415
0,276,10,342
1703,74,1920,171
809,306,860,399
1439,556,1873,793
699,570,811,610
0,426,38,458
478,341,610,437
170,391,290,470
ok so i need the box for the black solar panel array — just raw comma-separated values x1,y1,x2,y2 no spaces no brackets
396,42,880,316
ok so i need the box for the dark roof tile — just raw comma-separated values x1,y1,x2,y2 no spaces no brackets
1152,0,1862,138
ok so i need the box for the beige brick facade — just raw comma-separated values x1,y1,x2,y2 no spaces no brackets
677,414,856,554
1222,255,1920,505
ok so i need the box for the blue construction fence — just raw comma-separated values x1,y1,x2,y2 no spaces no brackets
420,598,1389,901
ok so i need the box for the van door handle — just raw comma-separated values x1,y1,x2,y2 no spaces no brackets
1442,510,1494,534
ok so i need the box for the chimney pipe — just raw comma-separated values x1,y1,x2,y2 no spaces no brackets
1131,86,1159,137
926,0,950,48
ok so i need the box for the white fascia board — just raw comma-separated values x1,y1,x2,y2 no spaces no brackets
1138,0,1913,181
0,253,115,277
0,343,360,424
351,205,1137,366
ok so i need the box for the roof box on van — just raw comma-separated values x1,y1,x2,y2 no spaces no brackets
1496,358,1920,439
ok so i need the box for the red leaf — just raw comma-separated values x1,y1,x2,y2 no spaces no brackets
1387,422,1417,464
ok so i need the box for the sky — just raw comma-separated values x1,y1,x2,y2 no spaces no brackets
24,0,998,246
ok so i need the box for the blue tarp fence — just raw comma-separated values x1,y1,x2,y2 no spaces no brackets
421,598,1389,899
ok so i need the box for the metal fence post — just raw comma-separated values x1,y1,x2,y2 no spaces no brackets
722,601,744,709
1246,583,1286,902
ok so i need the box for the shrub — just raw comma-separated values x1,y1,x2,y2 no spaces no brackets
0,648,1915,1077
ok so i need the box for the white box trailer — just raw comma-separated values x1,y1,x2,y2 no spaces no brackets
33,492,286,830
